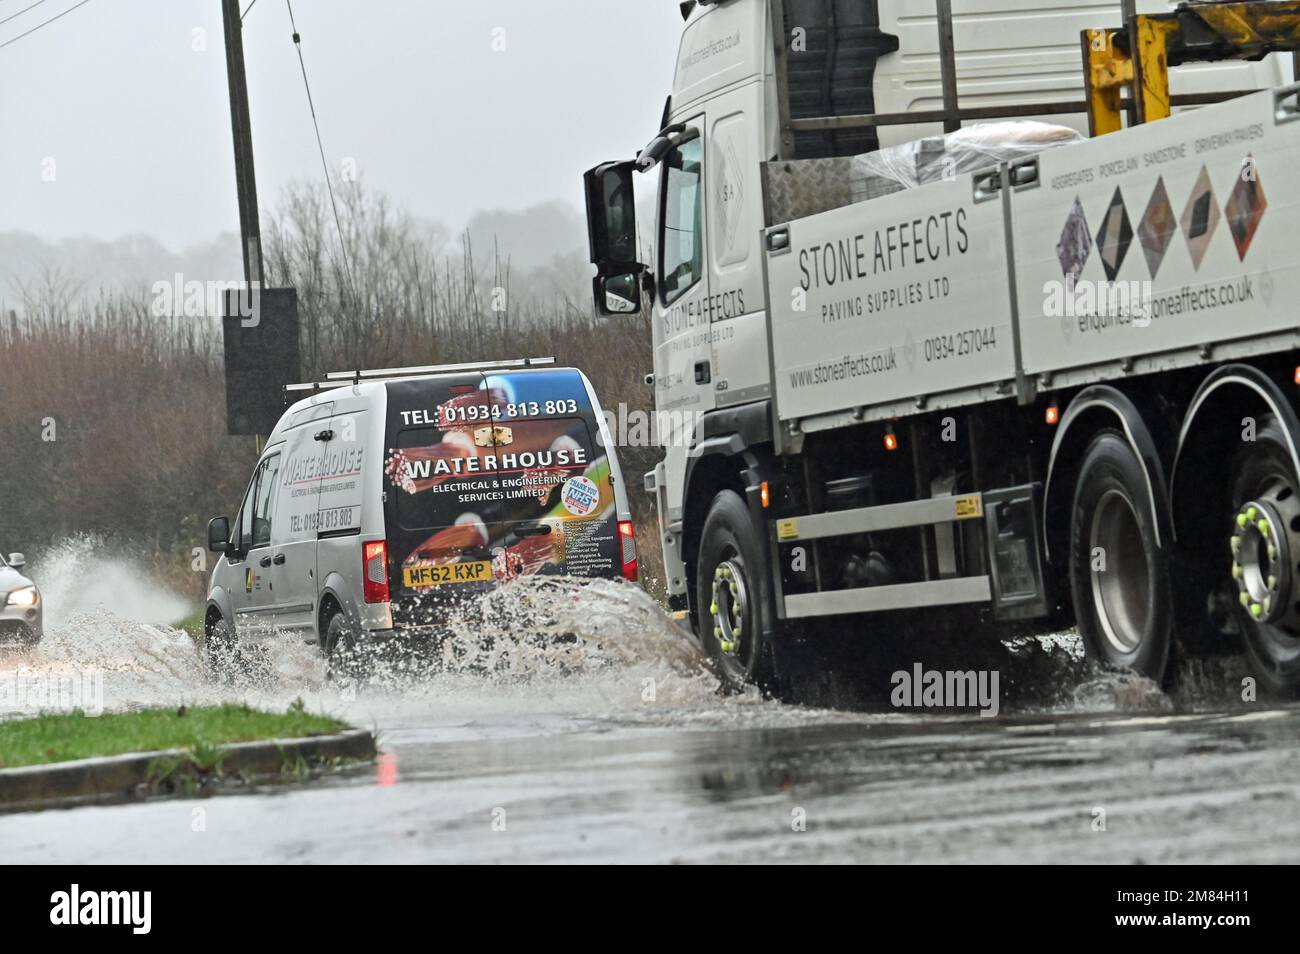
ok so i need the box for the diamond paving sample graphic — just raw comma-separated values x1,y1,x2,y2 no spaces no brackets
1095,187,1133,281
1225,156,1267,261
1138,177,1176,278
1181,166,1220,271
1057,196,1092,283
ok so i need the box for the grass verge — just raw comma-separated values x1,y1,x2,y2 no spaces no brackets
0,702,348,769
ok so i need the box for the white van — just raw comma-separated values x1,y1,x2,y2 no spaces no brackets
203,359,638,672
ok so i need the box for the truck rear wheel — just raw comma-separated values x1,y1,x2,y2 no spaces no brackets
696,490,775,692
1227,415,1300,695
1068,430,1173,681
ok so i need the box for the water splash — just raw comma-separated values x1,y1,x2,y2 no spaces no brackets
4,538,1246,727
31,535,190,631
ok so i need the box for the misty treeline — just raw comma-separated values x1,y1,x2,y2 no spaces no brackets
0,179,661,605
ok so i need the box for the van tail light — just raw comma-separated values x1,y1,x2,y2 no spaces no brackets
363,540,390,603
617,520,638,582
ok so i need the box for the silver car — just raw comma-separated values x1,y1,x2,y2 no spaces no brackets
0,552,42,644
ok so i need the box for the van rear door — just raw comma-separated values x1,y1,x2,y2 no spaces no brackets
480,369,621,581
383,373,498,620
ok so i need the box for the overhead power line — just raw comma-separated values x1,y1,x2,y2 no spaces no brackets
0,0,92,51
284,0,357,306
0,0,52,30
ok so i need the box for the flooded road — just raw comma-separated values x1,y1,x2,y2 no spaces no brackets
2,549,1297,863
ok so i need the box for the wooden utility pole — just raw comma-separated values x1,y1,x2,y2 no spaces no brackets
221,0,265,288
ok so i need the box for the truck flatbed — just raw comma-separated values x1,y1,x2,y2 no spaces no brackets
763,84,1300,434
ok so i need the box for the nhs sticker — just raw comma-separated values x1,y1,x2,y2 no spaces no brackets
560,475,600,517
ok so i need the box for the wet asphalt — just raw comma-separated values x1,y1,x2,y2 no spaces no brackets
5,688,1300,863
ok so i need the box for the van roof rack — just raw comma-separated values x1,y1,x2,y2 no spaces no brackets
323,356,556,382
283,356,558,395
283,381,351,394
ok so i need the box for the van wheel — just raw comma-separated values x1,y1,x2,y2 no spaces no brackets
696,490,775,693
204,615,240,681
324,609,368,686
1068,430,1173,682
1227,415,1300,696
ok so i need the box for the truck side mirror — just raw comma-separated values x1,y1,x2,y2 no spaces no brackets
7,552,24,570
585,161,639,266
585,160,646,316
207,516,232,555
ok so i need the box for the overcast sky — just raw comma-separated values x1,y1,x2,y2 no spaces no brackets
0,0,682,251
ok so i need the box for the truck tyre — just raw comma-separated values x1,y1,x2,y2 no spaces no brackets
1227,415,1300,695
697,490,776,692
1068,430,1173,682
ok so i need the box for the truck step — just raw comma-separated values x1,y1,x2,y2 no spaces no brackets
784,576,991,619
775,494,984,543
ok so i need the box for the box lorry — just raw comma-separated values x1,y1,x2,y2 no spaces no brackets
584,0,1300,694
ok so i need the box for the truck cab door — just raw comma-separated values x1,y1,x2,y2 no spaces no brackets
653,121,715,505
704,85,767,409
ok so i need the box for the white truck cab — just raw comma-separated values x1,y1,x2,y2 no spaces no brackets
204,359,637,673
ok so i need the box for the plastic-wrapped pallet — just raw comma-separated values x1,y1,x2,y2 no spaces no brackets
764,120,1083,225
851,120,1084,197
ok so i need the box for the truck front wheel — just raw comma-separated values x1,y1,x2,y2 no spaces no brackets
1068,430,1174,681
696,490,776,692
